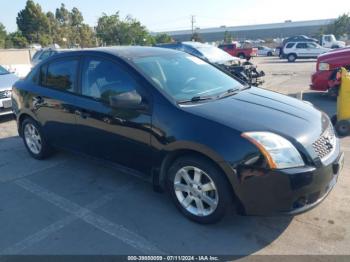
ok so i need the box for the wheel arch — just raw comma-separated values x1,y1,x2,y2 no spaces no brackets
155,144,243,210
287,53,297,62
17,112,37,137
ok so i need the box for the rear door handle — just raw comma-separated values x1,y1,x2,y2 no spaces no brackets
75,109,90,119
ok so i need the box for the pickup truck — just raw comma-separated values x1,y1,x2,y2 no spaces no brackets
218,43,258,60
320,34,346,49
310,47,350,95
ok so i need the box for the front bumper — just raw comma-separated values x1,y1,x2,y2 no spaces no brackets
310,70,332,91
236,150,344,216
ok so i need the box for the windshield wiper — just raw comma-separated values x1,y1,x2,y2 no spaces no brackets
217,88,239,99
178,96,213,104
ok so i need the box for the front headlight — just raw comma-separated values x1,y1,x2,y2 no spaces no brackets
242,132,304,169
318,62,330,71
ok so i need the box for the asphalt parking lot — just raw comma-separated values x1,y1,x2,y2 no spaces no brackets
0,56,350,256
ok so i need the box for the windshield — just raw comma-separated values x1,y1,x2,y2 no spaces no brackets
195,45,236,63
0,65,10,75
132,53,243,102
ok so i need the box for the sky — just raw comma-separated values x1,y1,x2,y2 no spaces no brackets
0,0,349,33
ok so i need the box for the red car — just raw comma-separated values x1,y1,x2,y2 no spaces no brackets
218,43,258,60
311,47,350,93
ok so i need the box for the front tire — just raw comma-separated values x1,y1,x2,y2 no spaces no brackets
22,118,53,159
167,156,233,224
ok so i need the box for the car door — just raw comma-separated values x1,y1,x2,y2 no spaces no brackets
305,42,319,57
295,42,308,57
29,57,80,149
73,55,153,174
221,44,233,55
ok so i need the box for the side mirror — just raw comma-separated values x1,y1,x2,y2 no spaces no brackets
109,90,146,110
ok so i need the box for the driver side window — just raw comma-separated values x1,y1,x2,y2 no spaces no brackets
81,57,138,103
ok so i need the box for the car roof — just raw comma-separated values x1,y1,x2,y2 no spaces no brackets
46,46,182,60
181,41,212,48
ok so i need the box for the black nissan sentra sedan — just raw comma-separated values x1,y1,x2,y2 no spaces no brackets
12,47,344,223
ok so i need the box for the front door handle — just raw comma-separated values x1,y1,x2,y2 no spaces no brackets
75,109,90,119
33,96,44,104
32,96,44,107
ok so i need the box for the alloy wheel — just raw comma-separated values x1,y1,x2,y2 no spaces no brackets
24,123,42,155
174,166,219,217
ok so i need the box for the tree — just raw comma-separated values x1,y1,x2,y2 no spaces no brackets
0,23,6,48
96,13,120,45
224,31,233,43
55,3,70,26
322,14,350,38
154,33,173,44
46,11,60,44
5,31,28,48
71,7,83,27
16,0,50,45
96,13,154,46
52,4,95,48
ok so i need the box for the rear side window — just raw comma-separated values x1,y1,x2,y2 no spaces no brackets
296,43,307,49
39,51,52,61
41,59,78,92
285,43,295,48
184,46,202,57
32,51,42,60
307,43,317,48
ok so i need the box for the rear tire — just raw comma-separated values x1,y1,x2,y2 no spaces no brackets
22,118,53,160
267,52,273,56
288,54,297,62
167,155,233,224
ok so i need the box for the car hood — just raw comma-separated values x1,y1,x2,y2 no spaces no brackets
319,48,350,61
181,87,328,144
0,73,19,90
209,56,242,65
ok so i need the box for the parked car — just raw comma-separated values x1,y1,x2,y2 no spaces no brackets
282,35,318,46
278,35,318,58
283,42,330,62
257,46,275,56
320,34,346,49
156,42,264,86
12,47,343,223
218,43,258,60
0,65,19,116
156,42,242,64
311,48,350,95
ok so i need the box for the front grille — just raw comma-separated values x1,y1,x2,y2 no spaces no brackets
312,125,336,160
0,90,11,99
